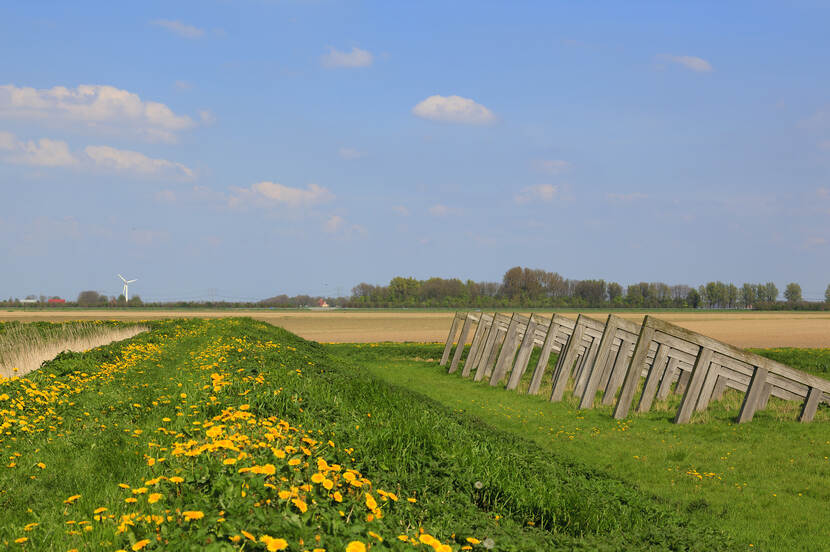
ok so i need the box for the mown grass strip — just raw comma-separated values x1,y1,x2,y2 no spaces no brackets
334,342,830,552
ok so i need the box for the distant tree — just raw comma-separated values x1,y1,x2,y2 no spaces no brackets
826,284,830,304
686,288,701,309
574,279,607,306
740,283,756,308
607,282,623,302
128,295,143,306
763,282,779,302
784,283,802,304
77,290,107,306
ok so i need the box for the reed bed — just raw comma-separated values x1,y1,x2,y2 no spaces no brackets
0,321,147,378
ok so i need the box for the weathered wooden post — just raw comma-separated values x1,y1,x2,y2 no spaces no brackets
526,315,561,395
440,312,463,366
448,313,476,374
462,313,492,377
505,315,540,391
674,347,714,424
490,314,525,386
612,320,656,419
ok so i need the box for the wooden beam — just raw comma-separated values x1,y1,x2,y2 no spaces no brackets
636,342,669,413
506,317,539,390
674,347,714,424
550,319,588,402
613,324,656,419
448,314,475,374
440,312,463,366
799,387,822,423
527,316,559,395
736,365,769,423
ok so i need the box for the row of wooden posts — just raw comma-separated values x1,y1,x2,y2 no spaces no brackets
440,312,830,423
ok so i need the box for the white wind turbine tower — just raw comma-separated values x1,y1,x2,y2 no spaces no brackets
118,274,138,302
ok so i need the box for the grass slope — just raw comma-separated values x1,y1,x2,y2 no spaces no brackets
329,343,830,552
0,319,726,551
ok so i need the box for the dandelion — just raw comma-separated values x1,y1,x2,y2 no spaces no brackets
148,493,162,504
345,542,366,552
182,510,204,521
14,537,28,544
132,539,151,550
64,494,81,504
260,535,288,551
169,476,184,484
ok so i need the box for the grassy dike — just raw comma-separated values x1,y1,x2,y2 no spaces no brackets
327,343,830,552
0,318,727,551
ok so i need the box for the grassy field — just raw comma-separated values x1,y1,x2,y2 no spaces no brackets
0,318,729,551
2,309,830,347
327,342,830,551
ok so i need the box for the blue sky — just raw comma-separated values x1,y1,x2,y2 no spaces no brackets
2,1,829,301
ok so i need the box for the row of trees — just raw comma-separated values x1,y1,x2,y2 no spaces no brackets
347,268,830,309
2,270,829,309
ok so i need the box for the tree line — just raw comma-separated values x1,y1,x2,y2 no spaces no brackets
2,268,829,309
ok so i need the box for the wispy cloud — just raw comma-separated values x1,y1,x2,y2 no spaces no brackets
0,131,78,167
412,95,496,125
428,204,457,216
85,145,194,179
533,159,571,175
0,83,196,142
338,147,366,160
229,182,334,208
152,19,205,39
605,192,649,202
515,184,559,204
323,215,367,236
322,47,374,68
392,205,409,216
658,54,713,72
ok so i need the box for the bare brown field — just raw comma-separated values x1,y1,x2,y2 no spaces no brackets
2,309,830,347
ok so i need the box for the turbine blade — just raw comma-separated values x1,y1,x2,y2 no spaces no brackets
128,279,137,283
118,274,126,282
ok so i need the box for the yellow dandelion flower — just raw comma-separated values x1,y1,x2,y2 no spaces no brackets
132,539,150,551
182,511,204,521
64,494,81,504
260,535,289,551
148,493,162,504
345,542,366,552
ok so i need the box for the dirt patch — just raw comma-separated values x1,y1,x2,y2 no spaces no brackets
2,309,829,348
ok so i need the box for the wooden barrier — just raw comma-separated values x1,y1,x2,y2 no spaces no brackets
440,313,829,424
613,316,830,423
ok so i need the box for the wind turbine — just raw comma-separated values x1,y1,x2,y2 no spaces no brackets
118,274,137,303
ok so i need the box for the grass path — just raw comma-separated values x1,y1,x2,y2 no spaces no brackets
328,343,830,552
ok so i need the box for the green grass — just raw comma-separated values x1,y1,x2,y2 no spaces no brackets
0,318,729,551
328,343,830,552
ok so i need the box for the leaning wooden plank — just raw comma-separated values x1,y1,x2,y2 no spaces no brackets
448,313,476,374
674,347,715,424
656,357,681,400
602,345,633,406
636,343,670,413
695,363,723,412
440,312,464,366
527,316,560,395
578,315,620,409
736,365,769,423
550,318,588,402
613,323,656,419
473,321,501,382
799,387,822,423
462,314,491,378
490,314,525,386
506,316,541,390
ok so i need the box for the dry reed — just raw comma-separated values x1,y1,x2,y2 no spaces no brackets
0,322,148,378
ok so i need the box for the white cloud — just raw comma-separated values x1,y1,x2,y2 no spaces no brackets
152,19,205,39
174,80,193,91
84,145,194,179
323,215,367,236
428,204,456,216
659,55,713,72
229,181,334,208
338,147,366,160
392,205,409,216
412,95,496,125
818,187,830,199
605,192,649,202
321,47,374,68
199,109,216,125
0,131,78,167
515,184,559,204
0,84,195,142
324,215,345,233
533,159,571,175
